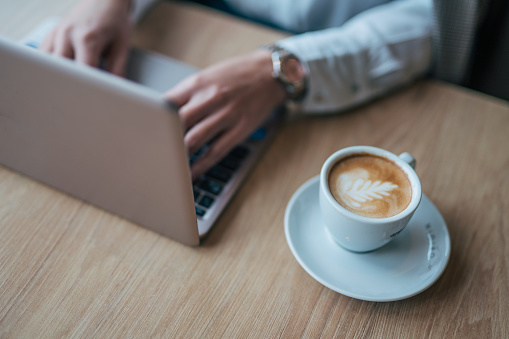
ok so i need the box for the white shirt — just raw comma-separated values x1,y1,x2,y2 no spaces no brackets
133,0,432,113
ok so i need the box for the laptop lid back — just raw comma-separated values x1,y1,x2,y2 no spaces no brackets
0,37,199,246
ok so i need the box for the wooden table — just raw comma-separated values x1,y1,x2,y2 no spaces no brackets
1,1,508,337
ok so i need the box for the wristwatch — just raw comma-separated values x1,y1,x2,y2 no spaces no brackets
264,44,309,102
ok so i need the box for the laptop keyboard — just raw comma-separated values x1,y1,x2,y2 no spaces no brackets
192,142,253,219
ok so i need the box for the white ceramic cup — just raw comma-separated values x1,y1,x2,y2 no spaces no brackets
319,146,422,252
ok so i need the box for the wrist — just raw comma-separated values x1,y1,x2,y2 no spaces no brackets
252,49,287,106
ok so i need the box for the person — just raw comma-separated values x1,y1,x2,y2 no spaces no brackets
41,0,433,179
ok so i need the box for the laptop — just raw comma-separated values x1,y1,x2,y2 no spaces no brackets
0,21,279,246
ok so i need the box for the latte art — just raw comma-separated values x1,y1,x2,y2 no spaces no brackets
336,169,398,208
328,154,412,218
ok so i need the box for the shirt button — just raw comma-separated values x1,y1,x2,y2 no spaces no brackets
350,84,359,93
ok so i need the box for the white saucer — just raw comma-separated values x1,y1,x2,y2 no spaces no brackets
284,176,451,302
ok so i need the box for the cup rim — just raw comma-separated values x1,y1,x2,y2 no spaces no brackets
320,146,422,223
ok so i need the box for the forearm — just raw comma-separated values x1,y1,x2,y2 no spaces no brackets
277,0,433,114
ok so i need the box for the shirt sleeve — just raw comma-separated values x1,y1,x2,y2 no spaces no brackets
277,0,433,114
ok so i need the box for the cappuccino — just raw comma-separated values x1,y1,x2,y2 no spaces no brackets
328,153,412,218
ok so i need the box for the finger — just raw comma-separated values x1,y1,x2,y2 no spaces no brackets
190,124,246,180
164,75,198,108
178,90,227,130
106,40,128,76
53,30,74,59
184,107,231,155
40,28,56,53
178,81,235,131
73,38,100,68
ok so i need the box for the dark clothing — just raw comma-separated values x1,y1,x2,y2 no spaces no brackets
468,0,509,100
433,0,508,101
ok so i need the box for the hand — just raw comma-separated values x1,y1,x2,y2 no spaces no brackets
40,0,132,76
165,49,286,180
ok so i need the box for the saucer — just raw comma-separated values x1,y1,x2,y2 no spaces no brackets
284,176,450,302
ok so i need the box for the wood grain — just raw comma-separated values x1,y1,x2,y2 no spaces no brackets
0,1,508,338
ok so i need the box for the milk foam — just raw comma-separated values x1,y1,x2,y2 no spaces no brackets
335,169,398,209
328,154,412,218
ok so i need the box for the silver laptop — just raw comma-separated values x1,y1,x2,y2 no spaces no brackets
0,23,279,246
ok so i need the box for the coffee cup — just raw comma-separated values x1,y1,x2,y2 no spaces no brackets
319,146,422,252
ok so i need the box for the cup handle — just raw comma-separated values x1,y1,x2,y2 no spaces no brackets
399,152,416,169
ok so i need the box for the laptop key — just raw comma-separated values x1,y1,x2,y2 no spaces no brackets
198,195,215,209
219,155,241,171
195,206,206,217
206,166,232,183
230,145,250,160
199,179,223,196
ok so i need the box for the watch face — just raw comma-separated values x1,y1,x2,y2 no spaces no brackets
281,56,306,83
